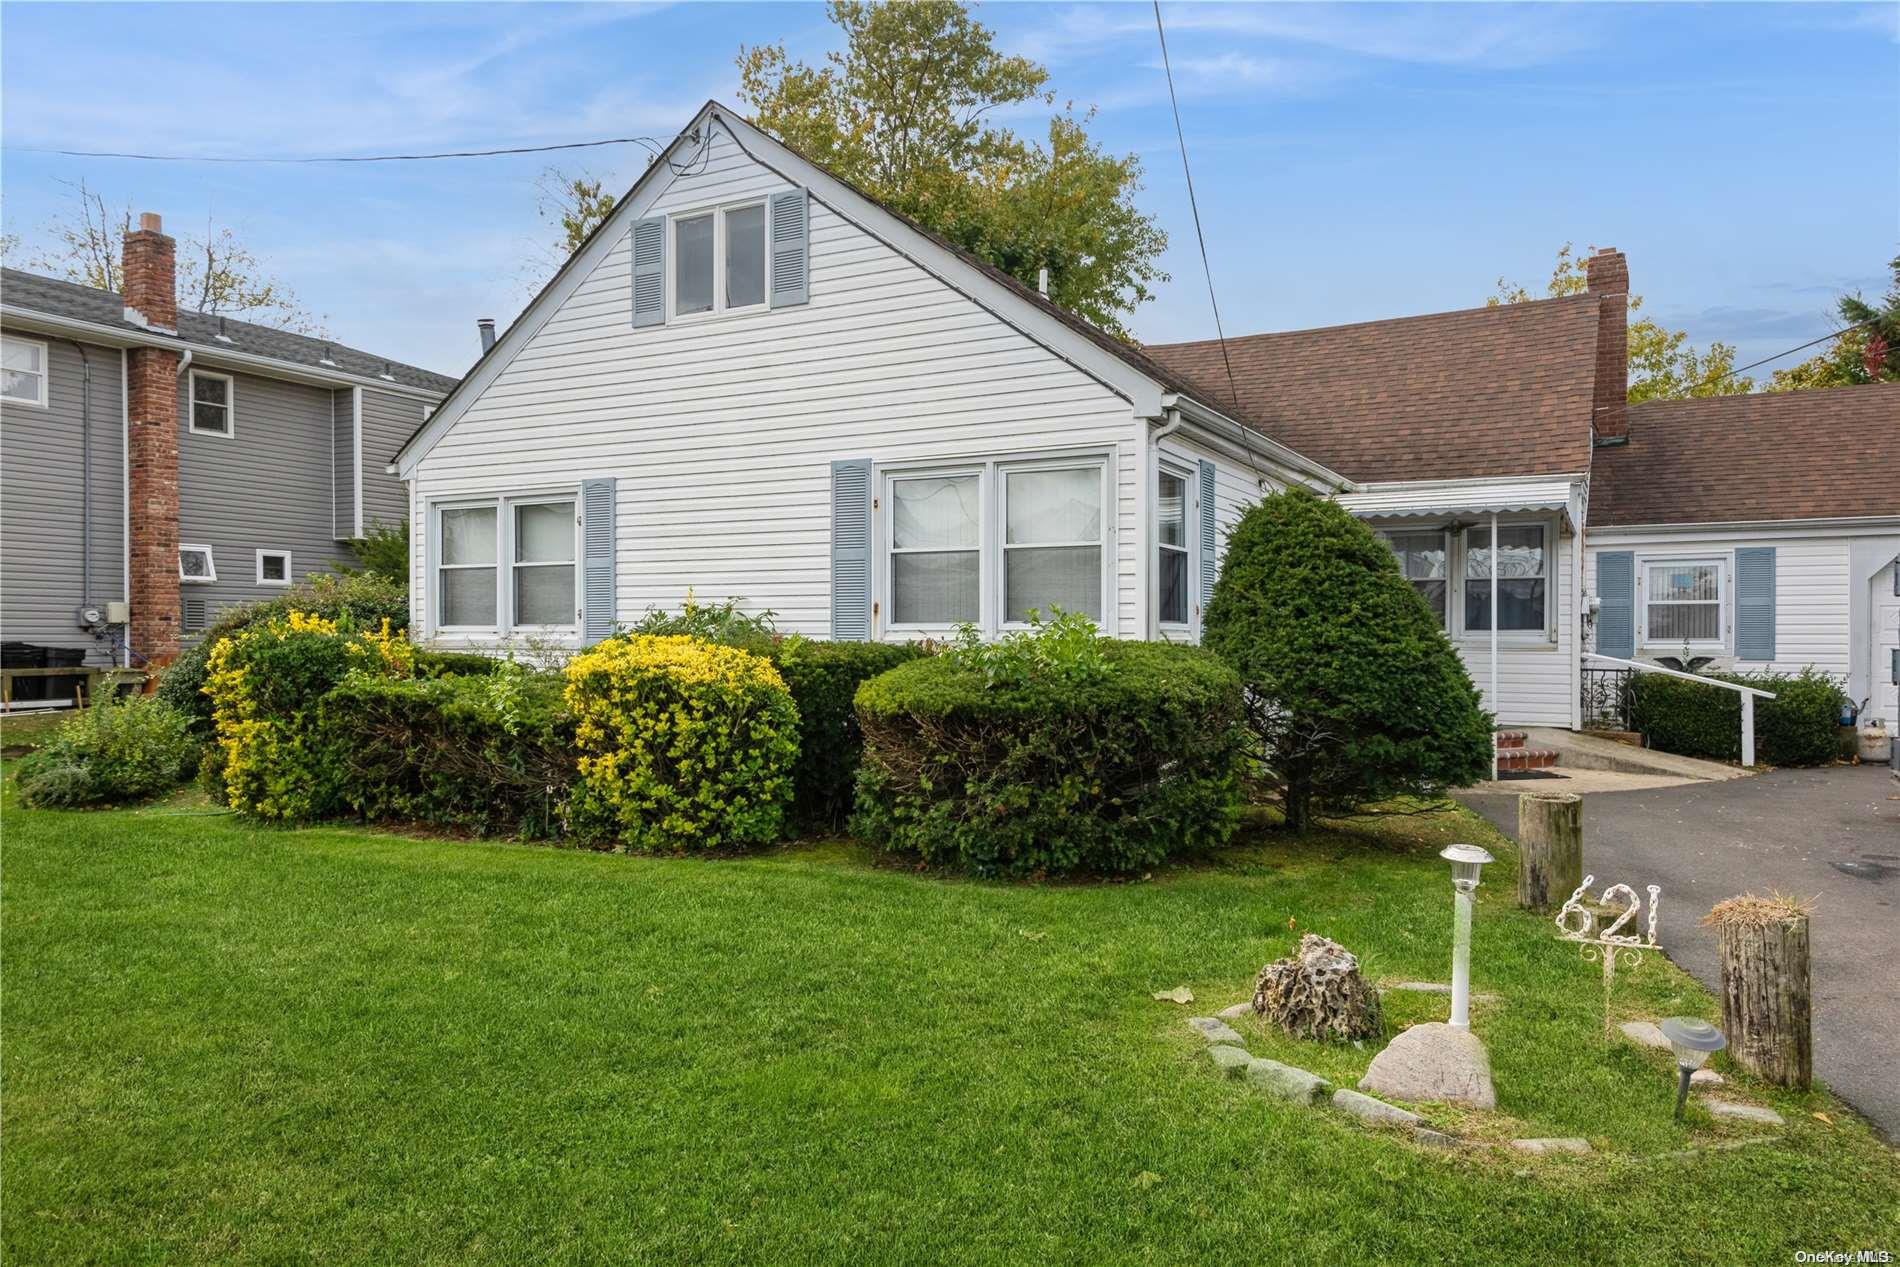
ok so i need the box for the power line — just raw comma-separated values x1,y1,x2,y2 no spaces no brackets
1152,0,1258,481
7,136,670,164
1704,316,1880,387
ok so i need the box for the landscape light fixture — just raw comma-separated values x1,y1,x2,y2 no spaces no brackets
1438,843,1495,1030
1659,1016,1727,1120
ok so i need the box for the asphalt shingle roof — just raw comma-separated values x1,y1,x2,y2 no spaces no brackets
0,267,458,394
1591,384,1900,527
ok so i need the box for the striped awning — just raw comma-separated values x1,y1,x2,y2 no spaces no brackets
1336,476,1584,530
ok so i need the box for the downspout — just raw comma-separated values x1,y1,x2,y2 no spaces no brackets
1490,511,1500,780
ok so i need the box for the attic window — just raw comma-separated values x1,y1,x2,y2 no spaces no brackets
670,202,766,318
189,370,234,436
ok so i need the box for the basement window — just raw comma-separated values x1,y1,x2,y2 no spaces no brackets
256,549,291,586
1,335,48,408
189,370,234,436
179,545,217,584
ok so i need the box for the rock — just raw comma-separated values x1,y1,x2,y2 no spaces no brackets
1413,1127,1462,1149
1153,986,1194,1004
1706,1100,1785,1126
1619,1020,1672,1050
1331,1088,1421,1127
1510,1137,1593,1156
1254,934,1382,1042
1216,1002,1253,1021
1207,1044,1252,1077
1690,1069,1725,1088
1357,1022,1497,1110
1186,1017,1245,1045
1244,1058,1330,1106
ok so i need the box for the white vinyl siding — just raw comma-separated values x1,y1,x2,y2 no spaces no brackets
409,120,1141,647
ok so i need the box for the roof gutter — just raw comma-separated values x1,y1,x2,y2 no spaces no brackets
0,305,447,401
1161,392,1352,493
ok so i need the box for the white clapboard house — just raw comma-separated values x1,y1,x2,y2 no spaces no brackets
395,102,1900,733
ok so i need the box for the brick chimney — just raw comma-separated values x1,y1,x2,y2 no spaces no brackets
123,212,182,664
1586,247,1629,443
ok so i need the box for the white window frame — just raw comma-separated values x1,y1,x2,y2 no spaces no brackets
429,491,582,637
1377,527,1453,633
255,549,292,587
878,450,1114,639
666,199,769,322
1154,462,1193,633
179,544,217,584
188,369,236,437
1637,553,1729,653
1,334,50,409
998,458,1111,632
1456,519,1554,642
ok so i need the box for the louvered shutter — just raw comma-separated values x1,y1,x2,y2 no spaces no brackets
581,478,618,644
1198,459,1218,616
769,189,810,308
831,459,872,641
631,217,665,328
1735,547,1776,662
1595,551,1634,659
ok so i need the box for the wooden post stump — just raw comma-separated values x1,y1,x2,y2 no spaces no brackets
1516,791,1582,913
1707,895,1813,1089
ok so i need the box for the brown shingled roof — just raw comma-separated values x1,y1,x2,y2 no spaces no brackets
1142,296,1604,484
1591,384,1900,527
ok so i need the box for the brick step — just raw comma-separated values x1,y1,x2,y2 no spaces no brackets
1496,747,1559,774
1495,730,1530,750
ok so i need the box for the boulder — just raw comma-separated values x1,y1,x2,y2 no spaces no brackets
1357,1022,1497,1110
1253,934,1382,1042
1244,1058,1330,1106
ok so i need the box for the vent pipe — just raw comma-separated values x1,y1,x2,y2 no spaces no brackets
477,318,497,354
1036,267,1049,297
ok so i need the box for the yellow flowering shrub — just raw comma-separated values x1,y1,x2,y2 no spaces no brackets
564,635,798,851
204,612,413,820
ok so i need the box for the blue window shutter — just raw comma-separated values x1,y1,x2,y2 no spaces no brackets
631,217,665,328
769,189,810,308
581,478,617,644
831,459,872,641
1735,547,1777,661
1596,550,1634,659
1198,459,1217,615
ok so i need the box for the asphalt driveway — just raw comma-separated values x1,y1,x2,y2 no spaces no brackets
1461,764,1900,1141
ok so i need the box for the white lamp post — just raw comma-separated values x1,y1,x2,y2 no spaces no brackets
1440,843,1496,1030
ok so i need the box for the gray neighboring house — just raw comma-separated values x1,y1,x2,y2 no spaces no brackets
1,213,457,683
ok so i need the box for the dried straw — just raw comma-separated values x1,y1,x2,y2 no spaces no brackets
1701,891,1817,928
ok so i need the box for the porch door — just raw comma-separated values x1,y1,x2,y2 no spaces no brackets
1876,569,1899,726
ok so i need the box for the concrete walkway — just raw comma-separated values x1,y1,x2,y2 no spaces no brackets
1460,764,1900,1141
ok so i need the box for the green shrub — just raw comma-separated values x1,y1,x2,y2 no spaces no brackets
852,633,1247,877
157,571,410,733
16,692,201,808
1203,487,1493,831
204,611,414,820
772,638,927,832
628,593,778,657
413,648,502,678
320,661,575,837
336,518,408,587
564,635,799,851
1631,667,1845,767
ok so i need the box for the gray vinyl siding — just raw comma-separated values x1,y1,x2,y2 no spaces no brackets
176,369,354,634
331,389,354,539
0,331,126,665
358,389,421,533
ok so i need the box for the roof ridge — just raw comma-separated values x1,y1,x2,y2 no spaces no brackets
1144,292,1599,352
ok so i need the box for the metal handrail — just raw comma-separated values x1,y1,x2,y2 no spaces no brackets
1581,653,1777,766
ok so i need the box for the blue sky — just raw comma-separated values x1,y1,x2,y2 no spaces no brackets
3,2,1895,379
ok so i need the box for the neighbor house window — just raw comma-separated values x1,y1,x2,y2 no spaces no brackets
1,335,48,407
189,370,234,436
256,549,291,586
1003,464,1104,623
1380,530,1450,627
511,499,577,627
1156,469,1190,627
437,504,499,628
1464,523,1547,632
672,202,767,318
179,544,216,583
889,473,981,626
1643,558,1724,646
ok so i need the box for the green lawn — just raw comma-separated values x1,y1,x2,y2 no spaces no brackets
4,781,1894,1264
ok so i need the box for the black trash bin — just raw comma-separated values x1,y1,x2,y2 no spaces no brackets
1,641,48,703
43,647,88,705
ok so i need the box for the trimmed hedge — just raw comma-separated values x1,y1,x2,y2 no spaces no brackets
16,692,201,808
852,638,1247,877
564,635,799,851
1632,667,1846,767
320,664,574,837
414,648,503,678
773,639,927,832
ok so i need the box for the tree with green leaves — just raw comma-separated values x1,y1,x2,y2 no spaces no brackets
734,0,1167,337
1766,255,1900,391
1490,244,1751,399
1202,488,1493,833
